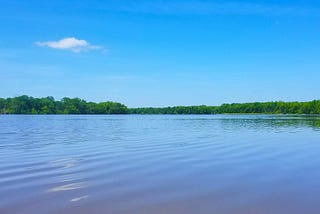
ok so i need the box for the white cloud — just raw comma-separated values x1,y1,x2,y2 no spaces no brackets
35,37,104,53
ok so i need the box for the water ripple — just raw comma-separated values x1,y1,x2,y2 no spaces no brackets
1,115,320,214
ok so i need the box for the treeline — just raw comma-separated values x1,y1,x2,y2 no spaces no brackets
1,96,320,115
0,95,128,114
129,101,320,115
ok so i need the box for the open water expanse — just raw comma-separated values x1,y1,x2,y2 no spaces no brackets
1,114,320,214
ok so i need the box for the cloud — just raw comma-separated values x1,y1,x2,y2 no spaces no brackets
35,37,104,52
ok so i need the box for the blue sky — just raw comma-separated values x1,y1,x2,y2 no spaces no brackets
1,0,320,107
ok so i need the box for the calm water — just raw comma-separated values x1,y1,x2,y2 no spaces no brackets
1,115,320,214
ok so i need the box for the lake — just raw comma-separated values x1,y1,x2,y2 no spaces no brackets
1,115,320,214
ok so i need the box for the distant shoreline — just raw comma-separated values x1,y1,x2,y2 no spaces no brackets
1,95,320,115
2,113,320,116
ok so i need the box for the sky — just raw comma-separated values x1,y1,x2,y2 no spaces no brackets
0,0,320,107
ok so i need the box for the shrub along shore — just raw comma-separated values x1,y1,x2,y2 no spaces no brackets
1,95,320,114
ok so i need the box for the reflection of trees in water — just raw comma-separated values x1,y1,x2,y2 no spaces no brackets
218,116,320,131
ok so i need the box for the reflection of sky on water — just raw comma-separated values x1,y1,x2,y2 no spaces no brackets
1,115,320,214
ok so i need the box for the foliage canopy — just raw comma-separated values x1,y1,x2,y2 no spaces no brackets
0,95,128,114
1,96,320,115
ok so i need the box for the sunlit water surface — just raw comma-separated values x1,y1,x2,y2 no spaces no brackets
1,115,320,214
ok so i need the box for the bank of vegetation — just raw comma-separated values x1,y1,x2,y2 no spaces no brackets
130,101,320,114
0,95,127,114
1,95,320,115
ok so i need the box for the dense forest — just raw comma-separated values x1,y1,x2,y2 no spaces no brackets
130,101,320,115
0,95,128,114
1,96,320,114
